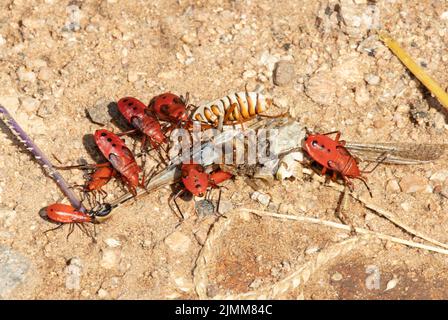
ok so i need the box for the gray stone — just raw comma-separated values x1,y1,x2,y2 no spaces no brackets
273,61,295,86
87,98,114,125
0,246,30,297
195,199,215,217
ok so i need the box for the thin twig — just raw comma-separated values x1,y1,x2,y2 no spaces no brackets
242,209,448,255
303,169,448,250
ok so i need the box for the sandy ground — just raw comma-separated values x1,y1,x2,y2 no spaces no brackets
1,0,448,299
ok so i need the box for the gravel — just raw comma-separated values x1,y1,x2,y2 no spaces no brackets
0,246,30,297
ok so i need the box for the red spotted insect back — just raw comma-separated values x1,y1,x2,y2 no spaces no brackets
117,97,167,148
302,131,382,195
94,129,143,196
148,92,190,124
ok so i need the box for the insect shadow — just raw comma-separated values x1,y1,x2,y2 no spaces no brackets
107,101,134,133
82,133,107,164
416,79,448,123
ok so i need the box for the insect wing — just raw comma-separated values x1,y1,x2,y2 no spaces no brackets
345,142,447,164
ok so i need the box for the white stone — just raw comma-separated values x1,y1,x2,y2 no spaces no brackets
242,69,257,79
0,209,16,228
104,238,121,248
127,70,139,82
100,249,119,269
17,68,36,83
441,11,448,20
20,97,40,113
164,231,192,254
65,258,82,290
97,288,109,298
0,95,20,113
364,74,380,85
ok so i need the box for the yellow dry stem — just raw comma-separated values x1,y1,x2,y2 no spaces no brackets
378,31,448,110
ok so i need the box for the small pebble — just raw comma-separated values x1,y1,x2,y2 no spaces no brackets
20,97,40,113
181,33,196,45
251,191,271,206
331,272,343,281
100,249,120,270
195,199,215,217
385,277,399,291
430,170,448,184
400,202,412,212
305,71,337,106
385,179,401,192
65,257,82,290
273,61,295,86
0,95,20,113
37,100,56,118
441,11,448,20
355,85,370,106
127,70,139,83
305,245,320,255
0,208,16,228
242,69,257,80
399,175,429,193
364,74,380,85
0,35,5,46
249,278,263,289
17,68,36,83
0,246,30,297
37,67,53,81
104,238,121,248
87,98,113,125
97,288,109,298
164,231,192,254
217,200,233,215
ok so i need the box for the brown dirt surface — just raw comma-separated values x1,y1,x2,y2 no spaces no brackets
1,0,448,299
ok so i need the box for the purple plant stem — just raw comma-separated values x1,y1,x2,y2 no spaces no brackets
0,105,86,213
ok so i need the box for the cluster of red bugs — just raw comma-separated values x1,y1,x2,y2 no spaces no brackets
42,87,388,239
44,92,235,238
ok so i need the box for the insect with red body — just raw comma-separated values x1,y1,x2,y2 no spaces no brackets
302,131,383,196
94,129,143,196
77,164,116,206
117,97,167,150
44,203,112,240
148,92,191,124
170,162,233,220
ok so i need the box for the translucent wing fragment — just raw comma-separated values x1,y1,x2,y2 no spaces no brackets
346,142,447,164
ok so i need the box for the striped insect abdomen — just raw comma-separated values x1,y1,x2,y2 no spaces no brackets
192,91,272,125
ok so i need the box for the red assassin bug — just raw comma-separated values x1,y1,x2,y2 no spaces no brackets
94,129,143,196
61,163,116,207
148,92,214,132
302,131,383,195
117,97,167,149
79,164,116,206
170,163,233,220
85,164,116,193
54,161,116,208
44,203,112,240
